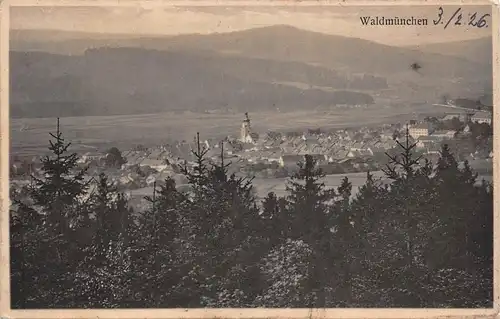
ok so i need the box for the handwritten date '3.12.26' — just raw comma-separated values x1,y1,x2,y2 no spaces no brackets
433,7,490,29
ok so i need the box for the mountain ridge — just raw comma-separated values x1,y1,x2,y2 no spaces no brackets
10,48,377,118
10,25,492,118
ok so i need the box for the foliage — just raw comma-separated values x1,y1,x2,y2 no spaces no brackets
10,120,493,308
105,147,127,168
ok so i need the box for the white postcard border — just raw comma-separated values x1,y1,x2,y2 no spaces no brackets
1,1,498,318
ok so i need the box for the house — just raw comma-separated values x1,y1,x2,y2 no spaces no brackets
278,154,324,168
367,146,387,158
78,151,104,164
380,132,394,141
325,150,349,162
442,113,472,123
139,159,169,172
148,148,167,160
146,174,157,186
303,154,325,166
338,158,354,165
123,151,144,166
346,148,373,158
409,123,433,139
424,144,442,155
259,149,282,163
416,136,441,149
431,130,456,139
471,111,492,125
279,155,305,168
171,143,195,161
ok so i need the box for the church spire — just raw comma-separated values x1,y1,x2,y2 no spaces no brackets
240,112,253,143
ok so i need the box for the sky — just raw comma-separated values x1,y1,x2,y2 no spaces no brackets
10,5,492,46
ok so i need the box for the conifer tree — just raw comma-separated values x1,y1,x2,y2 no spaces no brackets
203,141,264,306
25,118,91,306
261,191,290,247
29,118,90,236
378,126,434,306
351,171,386,235
381,126,424,266
10,186,43,308
284,154,336,307
127,179,185,307
89,173,130,263
331,176,355,305
71,171,133,308
177,135,264,306
430,144,489,269
349,172,390,305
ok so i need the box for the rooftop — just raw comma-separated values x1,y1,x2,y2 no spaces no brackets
472,111,492,119
410,123,430,130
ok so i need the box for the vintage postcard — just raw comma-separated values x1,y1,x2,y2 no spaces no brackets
1,0,499,318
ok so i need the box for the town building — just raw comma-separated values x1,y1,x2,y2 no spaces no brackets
409,123,433,139
416,136,442,149
77,151,105,164
346,148,373,158
441,112,473,123
139,159,170,172
278,154,324,168
431,130,456,140
471,111,492,125
240,112,257,144
279,155,304,168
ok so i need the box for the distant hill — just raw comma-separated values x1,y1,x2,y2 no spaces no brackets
10,49,375,118
10,25,492,118
409,37,492,65
11,26,490,77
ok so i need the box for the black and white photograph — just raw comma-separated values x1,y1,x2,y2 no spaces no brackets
6,2,495,310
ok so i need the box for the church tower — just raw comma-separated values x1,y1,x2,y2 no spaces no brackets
240,112,253,143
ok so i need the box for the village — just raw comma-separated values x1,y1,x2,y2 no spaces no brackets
10,109,493,207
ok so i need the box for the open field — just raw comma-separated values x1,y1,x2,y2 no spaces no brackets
129,170,493,203
11,104,458,156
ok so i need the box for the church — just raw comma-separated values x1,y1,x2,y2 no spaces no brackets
240,112,258,144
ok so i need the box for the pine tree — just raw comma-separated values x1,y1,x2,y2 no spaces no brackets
330,176,355,305
29,118,90,236
180,132,210,193
381,126,424,267
284,154,336,307
261,191,290,247
423,145,492,306
378,126,434,306
203,141,264,306
128,179,185,307
10,186,43,308
25,118,91,306
383,125,422,181
351,171,386,235
178,136,265,306
349,172,391,306
88,173,131,264
430,144,489,269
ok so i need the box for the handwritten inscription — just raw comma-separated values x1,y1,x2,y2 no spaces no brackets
360,7,490,30
433,7,490,29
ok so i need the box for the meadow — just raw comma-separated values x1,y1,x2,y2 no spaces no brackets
10,104,456,156
129,169,492,205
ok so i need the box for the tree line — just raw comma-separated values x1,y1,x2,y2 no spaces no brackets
10,119,493,308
